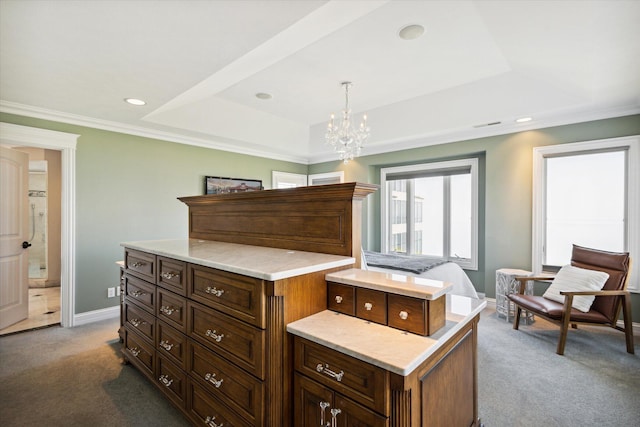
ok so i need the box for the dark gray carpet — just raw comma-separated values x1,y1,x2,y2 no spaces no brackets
0,307,638,426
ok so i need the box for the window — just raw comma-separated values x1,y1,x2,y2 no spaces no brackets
381,158,478,270
532,136,639,292
271,171,344,189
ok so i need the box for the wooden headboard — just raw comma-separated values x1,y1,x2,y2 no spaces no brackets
178,182,378,267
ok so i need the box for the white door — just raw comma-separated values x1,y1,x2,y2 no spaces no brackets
0,146,30,329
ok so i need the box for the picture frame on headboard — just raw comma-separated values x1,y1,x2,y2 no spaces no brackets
204,176,263,195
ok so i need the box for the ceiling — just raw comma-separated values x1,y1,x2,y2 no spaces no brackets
1,0,639,164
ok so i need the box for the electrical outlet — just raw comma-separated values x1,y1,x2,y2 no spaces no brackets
107,287,116,298
116,286,121,296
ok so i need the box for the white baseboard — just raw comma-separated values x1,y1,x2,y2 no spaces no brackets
73,305,119,326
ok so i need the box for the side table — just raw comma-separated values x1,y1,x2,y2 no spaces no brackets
496,268,535,324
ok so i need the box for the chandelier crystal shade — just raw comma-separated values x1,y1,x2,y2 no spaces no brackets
325,82,370,163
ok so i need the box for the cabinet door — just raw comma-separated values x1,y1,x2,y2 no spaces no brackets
294,373,334,427
334,394,388,427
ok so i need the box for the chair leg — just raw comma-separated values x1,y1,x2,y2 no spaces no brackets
557,296,574,355
512,305,522,330
621,294,635,354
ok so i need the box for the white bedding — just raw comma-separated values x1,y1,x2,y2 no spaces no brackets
363,260,480,299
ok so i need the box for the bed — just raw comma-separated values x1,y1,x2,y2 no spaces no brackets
362,250,480,299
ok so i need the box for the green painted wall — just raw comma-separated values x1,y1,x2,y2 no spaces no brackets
310,114,640,321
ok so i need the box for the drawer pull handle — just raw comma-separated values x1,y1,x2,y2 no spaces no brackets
160,305,176,316
130,261,145,268
205,286,225,297
204,415,223,427
335,295,343,304
158,374,173,387
330,408,342,426
129,318,145,327
129,290,146,297
319,401,330,426
204,372,224,388
399,310,409,320
205,329,224,342
159,340,174,351
161,271,179,280
128,347,140,357
316,363,344,382
364,302,373,311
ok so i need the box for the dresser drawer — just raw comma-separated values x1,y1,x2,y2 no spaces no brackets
124,248,156,283
387,293,446,336
188,301,265,379
157,287,187,333
124,274,156,314
327,282,355,315
356,288,387,325
188,340,264,425
123,327,155,380
157,256,187,296
187,378,253,427
188,264,265,328
294,337,389,415
156,354,187,410
124,299,156,343
157,321,188,370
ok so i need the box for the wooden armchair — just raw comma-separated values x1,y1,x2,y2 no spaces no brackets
508,244,634,355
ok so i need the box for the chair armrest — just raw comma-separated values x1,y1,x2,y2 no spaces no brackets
514,275,555,283
559,290,630,297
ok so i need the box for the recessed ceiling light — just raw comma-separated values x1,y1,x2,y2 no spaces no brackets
124,98,146,106
398,24,425,40
515,117,532,123
255,92,272,100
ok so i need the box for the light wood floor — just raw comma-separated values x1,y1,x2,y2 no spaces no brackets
0,287,60,336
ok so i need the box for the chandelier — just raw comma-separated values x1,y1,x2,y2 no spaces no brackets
325,81,370,163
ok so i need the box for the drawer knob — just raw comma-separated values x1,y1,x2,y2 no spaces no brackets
316,363,344,382
335,295,343,304
205,286,225,297
204,416,222,427
127,347,140,357
129,318,144,327
158,374,174,387
130,261,144,268
205,329,224,342
399,310,409,320
160,305,176,316
204,372,224,388
364,302,373,311
161,271,178,280
159,340,174,351
129,290,146,298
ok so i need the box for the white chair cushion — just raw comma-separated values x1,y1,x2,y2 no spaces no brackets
542,265,609,312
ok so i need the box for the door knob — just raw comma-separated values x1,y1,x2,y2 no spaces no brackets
22,241,32,249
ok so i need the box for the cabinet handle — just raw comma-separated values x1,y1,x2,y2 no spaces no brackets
399,310,409,320
319,401,330,426
364,302,373,311
129,290,146,297
204,372,224,388
127,347,140,357
330,408,342,427
205,286,225,297
129,318,144,327
159,340,174,351
316,363,344,382
205,329,224,342
160,305,176,316
204,415,223,427
161,271,178,280
158,374,173,387
130,261,144,268
334,295,343,304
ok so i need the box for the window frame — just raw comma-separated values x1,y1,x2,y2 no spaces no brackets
532,136,640,292
381,158,479,270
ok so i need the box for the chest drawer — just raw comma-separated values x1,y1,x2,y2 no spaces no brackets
124,274,156,314
356,288,387,325
156,354,187,410
124,299,156,343
157,320,188,370
188,301,265,379
187,378,253,427
123,327,155,380
294,337,389,415
387,293,446,336
157,256,187,296
188,340,264,425
327,282,355,315
188,264,265,328
124,248,156,283
157,287,187,333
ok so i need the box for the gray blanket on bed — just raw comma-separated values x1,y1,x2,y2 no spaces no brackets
363,251,448,274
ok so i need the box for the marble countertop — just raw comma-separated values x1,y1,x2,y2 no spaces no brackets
287,295,486,376
326,268,452,300
121,239,355,281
